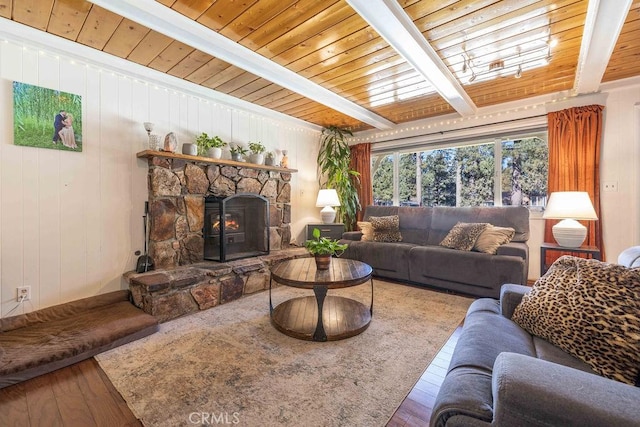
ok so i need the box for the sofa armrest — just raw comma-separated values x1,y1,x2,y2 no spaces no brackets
493,353,640,427
496,242,528,259
499,284,530,319
341,231,362,241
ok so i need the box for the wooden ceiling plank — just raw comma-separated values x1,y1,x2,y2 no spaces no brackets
170,0,216,20
318,56,410,92
218,0,299,42
239,0,339,51
214,71,261,94
103,18,151,58
282,22,382,74
438,10,585,66
255,89,301,108
127,30,174,66
301,46,399,85
48,0,92,41
76,5,123,50
422,0,541,41
241,83,283,103
255,2,355,60
326,62,416,95
432,0,583,52
157,0,177,7
230,77,272,99
184,57,230,84
200,65,246,89
11,0,54,31
197,0,259,32
148,41,195,73
168,50,215,79
0,0,12,19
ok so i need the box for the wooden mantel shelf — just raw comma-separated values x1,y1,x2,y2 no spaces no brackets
136,150,298,173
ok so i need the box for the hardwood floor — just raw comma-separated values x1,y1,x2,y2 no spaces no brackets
387,325,463,427
0,359,141,427
0,328,461,427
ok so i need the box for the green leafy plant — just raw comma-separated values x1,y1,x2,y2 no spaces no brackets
317,126,360,231
229,144,248,156
265,151,275,159
195,132,226,155
248,141,266,154
304,228,348,256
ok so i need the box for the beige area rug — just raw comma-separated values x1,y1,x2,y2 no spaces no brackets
96,280,472,427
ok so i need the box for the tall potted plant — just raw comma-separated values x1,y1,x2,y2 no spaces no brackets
317,126,360,230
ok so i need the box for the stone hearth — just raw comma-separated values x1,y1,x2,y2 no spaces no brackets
144,154,293,269
126,247,309,322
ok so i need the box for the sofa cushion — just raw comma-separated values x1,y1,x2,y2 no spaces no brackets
439,222,488,251
512,256,640,385
473,225,515,254
370,215,402,242
356,221,373,241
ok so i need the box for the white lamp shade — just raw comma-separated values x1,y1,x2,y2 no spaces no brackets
543,191,598,220
316,189,340,207
316,189,340,224
544,191,597,248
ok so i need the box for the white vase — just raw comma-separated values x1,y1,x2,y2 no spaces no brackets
207,147,222,159
249,153,264,164
182,143,197,156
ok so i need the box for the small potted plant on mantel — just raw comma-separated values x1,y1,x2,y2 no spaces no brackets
265,151,276,166
195,132,227,159
248,141,266,165
229,144,248,162
304,228,348,270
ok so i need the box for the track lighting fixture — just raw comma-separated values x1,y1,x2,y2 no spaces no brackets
515,64,522,78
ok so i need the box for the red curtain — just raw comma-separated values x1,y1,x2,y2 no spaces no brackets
349,143,372,222
545,105,605,265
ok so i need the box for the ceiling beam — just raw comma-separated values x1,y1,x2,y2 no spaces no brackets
88,0,396,130
346,0,477,117
573,0,632,94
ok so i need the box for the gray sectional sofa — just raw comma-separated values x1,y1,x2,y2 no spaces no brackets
340,205,530,298
431,283,640,427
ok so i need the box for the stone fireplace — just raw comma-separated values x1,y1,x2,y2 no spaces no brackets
144,154,292,269
127,151,305,322
204,194,269,262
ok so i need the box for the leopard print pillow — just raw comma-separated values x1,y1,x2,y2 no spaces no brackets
369,215,402,242
512,255,640,385
439,222,488,251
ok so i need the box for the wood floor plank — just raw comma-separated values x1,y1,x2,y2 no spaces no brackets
23,374,64,427
50,367,97,426
74,360,133,426
0,382,30,427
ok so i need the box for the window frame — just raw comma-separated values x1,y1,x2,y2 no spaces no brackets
371,129,548,208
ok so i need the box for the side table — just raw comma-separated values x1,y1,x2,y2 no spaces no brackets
306,223,344,240
540,242,601,276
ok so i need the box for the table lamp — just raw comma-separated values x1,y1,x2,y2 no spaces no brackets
543,191,598,247
316,189,340,224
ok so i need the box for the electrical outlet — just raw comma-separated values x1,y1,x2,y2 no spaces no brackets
17,286,31,302
603,181,618,192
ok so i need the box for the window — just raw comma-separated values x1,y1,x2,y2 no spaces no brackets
372,133,547,208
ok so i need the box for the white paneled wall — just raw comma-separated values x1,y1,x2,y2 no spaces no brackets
0,38,321,317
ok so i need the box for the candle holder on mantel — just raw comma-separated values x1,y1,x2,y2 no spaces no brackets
143,122,161,151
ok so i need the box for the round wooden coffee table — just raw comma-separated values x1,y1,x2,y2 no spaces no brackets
269,257,373,341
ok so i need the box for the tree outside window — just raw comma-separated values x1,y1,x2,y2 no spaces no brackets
371,133,547,208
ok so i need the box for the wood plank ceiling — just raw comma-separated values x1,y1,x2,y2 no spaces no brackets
1,0,639,132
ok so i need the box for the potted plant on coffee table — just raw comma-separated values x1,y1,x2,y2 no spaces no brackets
304,228,348,270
